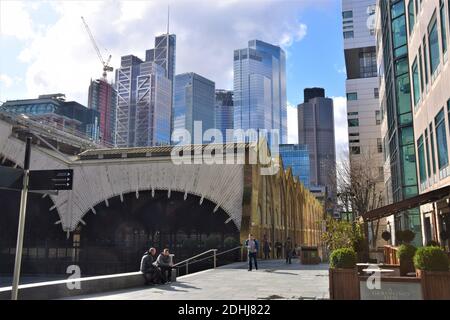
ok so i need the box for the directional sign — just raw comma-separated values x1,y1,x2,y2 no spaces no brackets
28,169,73,191
0,166,24,190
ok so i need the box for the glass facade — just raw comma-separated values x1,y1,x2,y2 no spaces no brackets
173,73,215,144
214,90,234,140
279,144,310,188
1,95,99,140
233,40,287,143
379,0,421,244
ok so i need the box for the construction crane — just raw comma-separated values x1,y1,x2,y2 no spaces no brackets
81,16,113,79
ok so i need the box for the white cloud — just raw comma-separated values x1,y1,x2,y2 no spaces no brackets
3,0,314,104
332,96,349,163
287,102,298,144
0,1,35,40
0,74,13,88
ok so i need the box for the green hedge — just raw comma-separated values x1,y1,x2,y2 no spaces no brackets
397,244,417,261
330,248,356,269
414,246,450,272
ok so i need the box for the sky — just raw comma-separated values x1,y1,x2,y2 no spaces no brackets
0,0,348,155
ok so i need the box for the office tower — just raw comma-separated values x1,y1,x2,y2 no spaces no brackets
2,94,99,140
215,89,234,140
342,0,384,173
173,73,215,144
279,144,310,188
146,34,176,86
297,88,337,203
377,0,421,246
403,0,450,246
233,40,287,144
115,55,172,147
88,78,117,145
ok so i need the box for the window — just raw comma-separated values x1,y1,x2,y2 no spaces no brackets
412,57,421,105
359,50,377,78
350,146,360,155
347,92,358,101
430,123,437,174
423,37,429,85
408,0,415,35
425,129,432,178
440,0,448,54
428,13,440,75
376,110,382,125
348,112,358,116
374,88,379,99
417,135,427,183
344,31,354,39
419,47,424,92
435,108,449,169
377,138,383,153
348,118,359,127
342,11,353,19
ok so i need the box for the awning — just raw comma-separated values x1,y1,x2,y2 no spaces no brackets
362,185,450,222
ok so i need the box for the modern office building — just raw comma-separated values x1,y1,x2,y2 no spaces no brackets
233,40,287,144
88,78,117,145
173,73,215,144
297,88,337,202
1,94,100,140
145,34,176,85
279,144,310,188
343,0,384,174
215,90,234,140
115,55,172,147
404,0,450,246
376,0,422,246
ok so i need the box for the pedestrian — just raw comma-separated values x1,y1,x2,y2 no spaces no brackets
275,241,282,259
140,247,161,285
263,239,271,260
285,237,293,264
154,248,174,283
245,234,259,271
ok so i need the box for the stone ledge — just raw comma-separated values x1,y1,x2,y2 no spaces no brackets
0,271,147,300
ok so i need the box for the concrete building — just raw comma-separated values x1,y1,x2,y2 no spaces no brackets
173,73,215,144
233,40,287,144
343,0,387,247
404,0,450,246
297,88,337,204
88,78,117,146
1,94,99,141
215,89,234,140
115,55,172,147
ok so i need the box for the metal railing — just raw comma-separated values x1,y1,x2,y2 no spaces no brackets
173,246,242,276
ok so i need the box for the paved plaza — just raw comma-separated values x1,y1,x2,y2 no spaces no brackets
66,260,330,300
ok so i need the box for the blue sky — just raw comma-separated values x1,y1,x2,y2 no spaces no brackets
0,0,348,151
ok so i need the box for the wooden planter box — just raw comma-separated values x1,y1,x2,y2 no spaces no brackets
420,271,450,300
329,268,360,300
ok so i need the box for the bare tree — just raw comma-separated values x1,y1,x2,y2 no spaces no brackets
335,150,385,249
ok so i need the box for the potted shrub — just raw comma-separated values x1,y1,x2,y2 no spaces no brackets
414,246,450,300
329,248,359,300
397,244,416,276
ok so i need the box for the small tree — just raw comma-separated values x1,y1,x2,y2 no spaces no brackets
321,215,364,252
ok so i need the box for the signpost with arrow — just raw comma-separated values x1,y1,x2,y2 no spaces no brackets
0,136,74,300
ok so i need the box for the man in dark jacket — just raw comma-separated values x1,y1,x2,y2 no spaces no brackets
245,234,259,271
154,248,173,283
285,237,293,264
140,247,159,285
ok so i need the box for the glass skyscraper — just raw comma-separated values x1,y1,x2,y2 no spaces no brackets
173,73,215,144
233,40,287,143
115,55,172,147
214,89,234,140
279,144,310,188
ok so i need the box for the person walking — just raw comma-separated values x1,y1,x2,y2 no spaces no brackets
263,239,271,260
285,237,293,264
245,234,259,271
275,241,282,259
